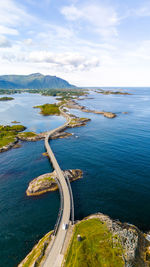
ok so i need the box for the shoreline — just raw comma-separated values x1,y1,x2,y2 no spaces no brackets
0,95,121,153
26,169,83,196
19,212,150,266
0,102,91,153
66,99,117,118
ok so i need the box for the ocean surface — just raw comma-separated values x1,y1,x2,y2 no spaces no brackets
0,88,150,266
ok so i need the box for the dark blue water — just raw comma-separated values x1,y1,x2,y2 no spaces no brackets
0,88,150,266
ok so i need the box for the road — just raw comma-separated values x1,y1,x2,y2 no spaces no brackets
43,106,73,267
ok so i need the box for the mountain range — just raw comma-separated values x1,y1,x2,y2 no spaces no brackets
0,73,75,89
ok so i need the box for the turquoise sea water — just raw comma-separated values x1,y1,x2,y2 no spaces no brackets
0,88,150,266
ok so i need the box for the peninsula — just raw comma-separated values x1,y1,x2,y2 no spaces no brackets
0,125,26,152
19,213,150,267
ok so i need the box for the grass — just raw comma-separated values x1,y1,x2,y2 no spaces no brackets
0,134,16,148
69,118,80,126
0,125,26,148
0,125,26,132
38,176,55,183
18,132,37,138
64,218,124,267
22,231,52,267
0,96,14,101
34,103,60,116
69,118,88,126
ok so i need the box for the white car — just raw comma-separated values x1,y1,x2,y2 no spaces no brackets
62,223,68,230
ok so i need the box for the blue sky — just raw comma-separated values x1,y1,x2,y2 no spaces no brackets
0,0,150,86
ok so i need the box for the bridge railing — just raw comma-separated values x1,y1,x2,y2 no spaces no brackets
53,178,64,236
65,175,74,225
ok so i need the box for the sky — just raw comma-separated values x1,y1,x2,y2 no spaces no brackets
0,0,150,87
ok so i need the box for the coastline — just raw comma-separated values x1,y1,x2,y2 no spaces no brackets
19,212,150,267
26,169,83,196
0,96,121,153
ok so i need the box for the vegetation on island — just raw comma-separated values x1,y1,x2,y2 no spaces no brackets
42,88,86,98
18,132,37,138
0,87,87,101
0,89,19,95
26,170,83,196
19,231,53,267
69,117,91,127
0,125,26,148
96,89,131,95
11,120,20,124
34,103,60,115
0,96,14,101
64,218,124,267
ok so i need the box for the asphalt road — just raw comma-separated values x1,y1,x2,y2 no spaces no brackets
43,106,72,267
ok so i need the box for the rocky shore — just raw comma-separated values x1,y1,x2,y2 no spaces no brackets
82,213,149,266
95,89,132,95
68,117,91,127
26,169,83,196
66,99,117,118
19,212,150,267
18,131,72,142
0,138,18,153
0,131,72,153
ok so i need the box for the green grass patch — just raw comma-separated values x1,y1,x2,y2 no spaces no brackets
0,96,14,101
34,103,60,116
0,134,16,148
64,218,124,267
38,176,55,183
0,124,26,148
22,231,52,267
18,132,37,138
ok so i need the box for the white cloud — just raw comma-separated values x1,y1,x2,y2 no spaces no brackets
29,51,100,71
0,35,11,48
0,0,33,35
61,3,119,38
24,38,33,45
61,5,82,21
0,25,18,36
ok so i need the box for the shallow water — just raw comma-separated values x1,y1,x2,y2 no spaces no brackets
0,89,150,266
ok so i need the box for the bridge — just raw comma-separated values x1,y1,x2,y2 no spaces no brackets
43,106,74,267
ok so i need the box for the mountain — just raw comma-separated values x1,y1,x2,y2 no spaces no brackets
0,73,75,89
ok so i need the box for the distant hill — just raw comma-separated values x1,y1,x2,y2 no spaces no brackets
0,73,75,89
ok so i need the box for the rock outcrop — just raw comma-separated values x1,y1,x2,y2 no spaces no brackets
66,100,117,118
19,212,150,267
26,169,83,196
0,138,18,153
84,213,150,266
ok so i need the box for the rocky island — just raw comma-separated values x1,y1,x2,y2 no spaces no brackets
66,99,117,118
26,169,83,196
0,96,14,101
96,89,132,95
19,212,150,267
33,103,60,115
11,120,20,124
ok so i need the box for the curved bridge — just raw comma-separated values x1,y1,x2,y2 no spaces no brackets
43,106,74,267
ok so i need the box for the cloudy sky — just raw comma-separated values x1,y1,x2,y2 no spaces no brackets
0,0,150,86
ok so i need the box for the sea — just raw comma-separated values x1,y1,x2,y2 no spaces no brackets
0,88,150,266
